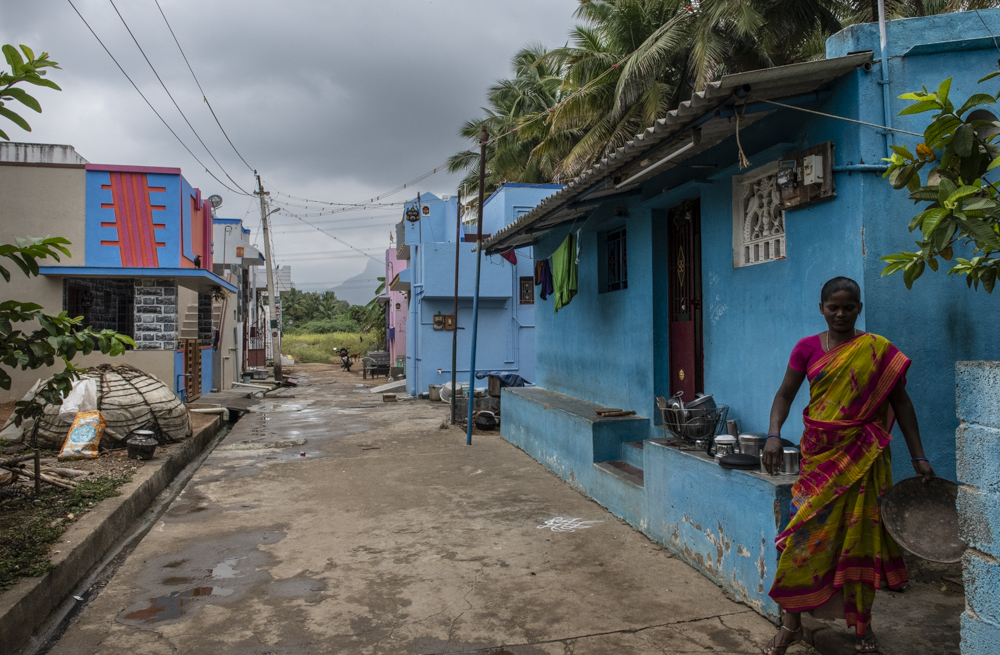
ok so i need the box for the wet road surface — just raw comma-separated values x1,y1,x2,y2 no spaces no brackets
49,364,804,654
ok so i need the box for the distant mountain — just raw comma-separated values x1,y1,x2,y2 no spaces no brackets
330,257,384,306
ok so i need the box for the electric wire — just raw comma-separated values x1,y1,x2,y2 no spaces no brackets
66,0,249,197
748,97,923,137
153,0,255,173
265,43,635,210
107,0,251,195
273,209,385,265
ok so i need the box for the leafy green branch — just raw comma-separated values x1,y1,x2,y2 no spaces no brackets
0,237,135,430
882,73,1000,292
0,44,60,140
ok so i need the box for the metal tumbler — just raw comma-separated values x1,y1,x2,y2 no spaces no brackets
782,447,801,475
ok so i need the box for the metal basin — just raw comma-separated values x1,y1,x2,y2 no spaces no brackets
882,477,965,563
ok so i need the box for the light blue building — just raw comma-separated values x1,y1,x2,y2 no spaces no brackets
481,10,1000,641
393,184,561,398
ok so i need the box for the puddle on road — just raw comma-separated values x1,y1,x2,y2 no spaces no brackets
212,558,240,579
122,586,233,623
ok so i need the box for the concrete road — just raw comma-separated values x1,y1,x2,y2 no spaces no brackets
51,364,808,655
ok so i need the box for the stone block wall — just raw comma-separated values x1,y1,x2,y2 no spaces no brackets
134,279,178,350
956,361,1000,654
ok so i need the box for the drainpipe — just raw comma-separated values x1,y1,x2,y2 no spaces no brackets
450,190,462,425
466,126,488,445
878,0,894,159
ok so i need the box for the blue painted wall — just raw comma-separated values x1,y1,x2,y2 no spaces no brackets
171,347,214,400
85,170,181,268
955,361,1000,654
531,10,1000,484
501,386,794,617
403,186,559,397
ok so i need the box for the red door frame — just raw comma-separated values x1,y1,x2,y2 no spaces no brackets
666,200,704,400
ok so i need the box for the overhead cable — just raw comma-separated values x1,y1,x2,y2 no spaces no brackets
66,0,250,197
265,43,634,209
108,0,251,195
153,0,256,173
273,209,385,265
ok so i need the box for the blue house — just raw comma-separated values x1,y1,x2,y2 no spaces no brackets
481,11,1000,631
392,185,561,398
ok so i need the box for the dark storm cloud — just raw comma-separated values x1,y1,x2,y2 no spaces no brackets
0,0,580,285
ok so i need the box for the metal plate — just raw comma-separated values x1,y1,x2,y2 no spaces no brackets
882,477,965,563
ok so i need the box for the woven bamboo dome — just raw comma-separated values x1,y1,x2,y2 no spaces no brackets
27,364,191,448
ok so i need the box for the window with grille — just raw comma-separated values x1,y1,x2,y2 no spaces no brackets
519,277,534,304
732,162,786,267
606,227,628,291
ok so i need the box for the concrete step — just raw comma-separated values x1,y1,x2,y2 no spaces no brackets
621,441,644,468
595,460,644,487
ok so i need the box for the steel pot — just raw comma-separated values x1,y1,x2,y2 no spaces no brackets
126,433,158,460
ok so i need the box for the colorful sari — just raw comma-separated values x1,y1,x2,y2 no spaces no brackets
768,333,910,637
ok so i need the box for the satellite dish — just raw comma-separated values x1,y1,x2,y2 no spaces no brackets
207,194,224,209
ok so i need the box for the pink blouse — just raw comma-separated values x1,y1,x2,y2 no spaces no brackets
788,333,868,378
788,335,824,375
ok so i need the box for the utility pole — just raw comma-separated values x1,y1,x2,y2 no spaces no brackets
465,125,488,445
450,189,462,425
256,172,282,382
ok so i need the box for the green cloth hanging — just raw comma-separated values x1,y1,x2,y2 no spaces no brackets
551,233,578,312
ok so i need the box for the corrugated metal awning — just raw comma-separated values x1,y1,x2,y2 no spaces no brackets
480,51,873,254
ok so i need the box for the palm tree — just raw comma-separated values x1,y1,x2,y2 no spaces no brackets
540,0,844,177
448,44,567,204
453,0,1000,188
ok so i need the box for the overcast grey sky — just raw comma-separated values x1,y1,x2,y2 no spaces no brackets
0,0,580,291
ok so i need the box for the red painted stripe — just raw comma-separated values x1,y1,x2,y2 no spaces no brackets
100,241,121,247
148,186,167,193
86,163,182,175
109,173,133,266
125,174,144,267
100,203,116,209
118,174,142,266
116,173,137,267
132,174,153,266
100,222,117,228
142,175,160,268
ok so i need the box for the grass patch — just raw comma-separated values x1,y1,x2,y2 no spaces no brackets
282,332,370,364
0,474,130,592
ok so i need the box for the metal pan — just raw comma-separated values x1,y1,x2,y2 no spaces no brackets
882,477,965,563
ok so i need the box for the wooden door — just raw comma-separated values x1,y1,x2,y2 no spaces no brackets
183,339,202,401
667,200,703,400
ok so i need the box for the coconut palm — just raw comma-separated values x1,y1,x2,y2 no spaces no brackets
541,0,845,177
447,44,567,203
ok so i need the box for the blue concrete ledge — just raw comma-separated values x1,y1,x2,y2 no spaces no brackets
501,386,794,619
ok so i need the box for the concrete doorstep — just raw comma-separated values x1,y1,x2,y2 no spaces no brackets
0,413,224,655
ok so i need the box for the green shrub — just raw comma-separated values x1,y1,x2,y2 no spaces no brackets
282,332,380,363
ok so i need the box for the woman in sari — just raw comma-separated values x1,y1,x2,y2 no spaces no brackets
761,277,934,654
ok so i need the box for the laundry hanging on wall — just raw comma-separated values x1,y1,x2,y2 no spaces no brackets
535,259,554,300
551,233,578,312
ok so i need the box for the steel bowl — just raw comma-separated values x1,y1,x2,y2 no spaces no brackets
882,477,965,563
685,394,716,410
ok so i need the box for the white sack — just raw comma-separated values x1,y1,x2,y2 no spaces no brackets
58,378,98,423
